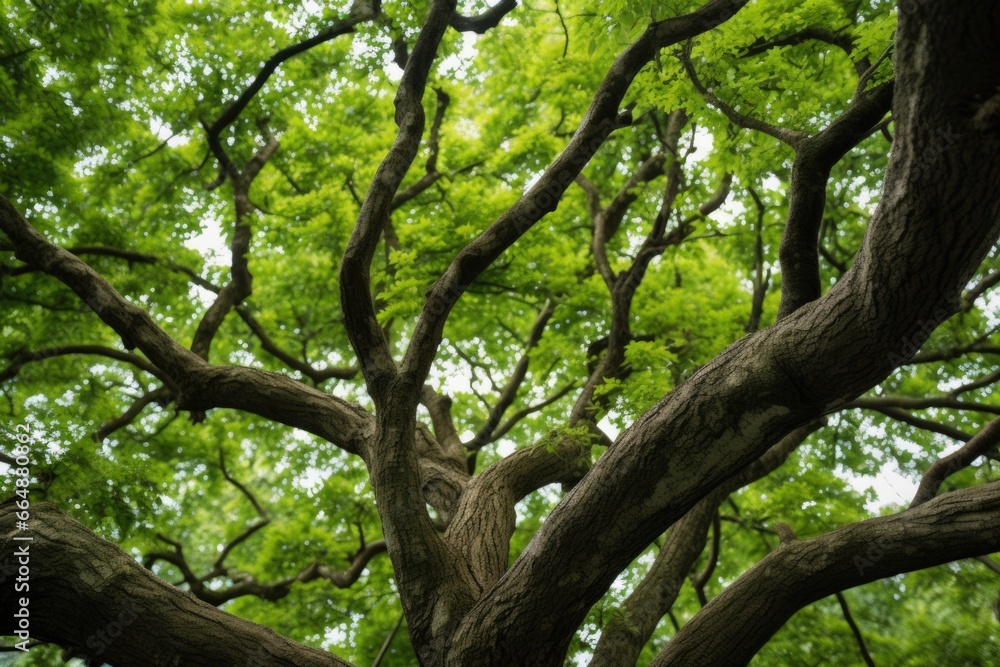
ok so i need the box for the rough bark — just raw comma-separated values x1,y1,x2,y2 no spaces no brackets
651,481,1000,666
0,501,353,667
2,1,999,666
589,423,821,666
445,1,1000,662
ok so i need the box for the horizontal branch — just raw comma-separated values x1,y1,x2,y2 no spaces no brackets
851,403,973,442
1,345,168,385
851,394,1000,416
0,196,373,455
651,480,1000,665
450,0,517,33
0,501,355,666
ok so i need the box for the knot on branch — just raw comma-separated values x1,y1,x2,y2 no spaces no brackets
775,522,797,545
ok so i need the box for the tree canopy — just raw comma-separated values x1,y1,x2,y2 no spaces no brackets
1,0,1000,665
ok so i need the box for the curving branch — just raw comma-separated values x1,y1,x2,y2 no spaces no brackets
775,79,894,319
236,307,358,384
450,0,518,34
742,26,856,61
690,511,721,606
681,37,894,319
192,130,280,361
963,268,1000,310
1,344,168,385
909,340,1000,364
572,123,732,428
3,241,359,385
589,422,822,667
446,3,1000,659
421,385,464,455
948,367,1000,398
851,394,1000,416
572,111,689,425
143,450,389,606
836,591,877,667
482,381,578,446
680,43,808,146
745,186,771,333
390,88,452,212
0,195,374,456
445,434,591,591
93,386,170,442
465,299,556,451
0,501,356,666
851,403,974,442
651,481,1000,665
910,416,1000,507
401,0,753,393
340,0,457,396
202,0,379,180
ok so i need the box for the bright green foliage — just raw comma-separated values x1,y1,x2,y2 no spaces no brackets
2,0,999,665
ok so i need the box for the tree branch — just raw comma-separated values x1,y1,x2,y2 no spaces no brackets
836,591,877,667
1,345,168,385
93,386,170,442
776,80,893,319
910,416,1000,507
741,26,855,60
446,3,1000,658
450,0,517,34
465,299,556,450
340,0,456,397
680,42,808,146
203,0,379,169
0,501,356,666
589,422,822,667
851,394,1000,417
851,403,974,442
192,132,280,361
402,0,753,393
0,196,374,455
651,481,1000,665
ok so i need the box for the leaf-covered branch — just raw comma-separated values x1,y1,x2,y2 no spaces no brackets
402,0,753,391
0,195,374,455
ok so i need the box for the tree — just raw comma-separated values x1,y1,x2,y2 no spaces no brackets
1,0,1000,664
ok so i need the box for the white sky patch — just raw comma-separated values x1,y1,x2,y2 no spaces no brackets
185,214,227,258
151,117,189,147
688,125,714,163
438,32,479,80
845,463,918,513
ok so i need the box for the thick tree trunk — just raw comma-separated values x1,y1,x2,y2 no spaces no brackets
2,1,999,666
444,1,1000,662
